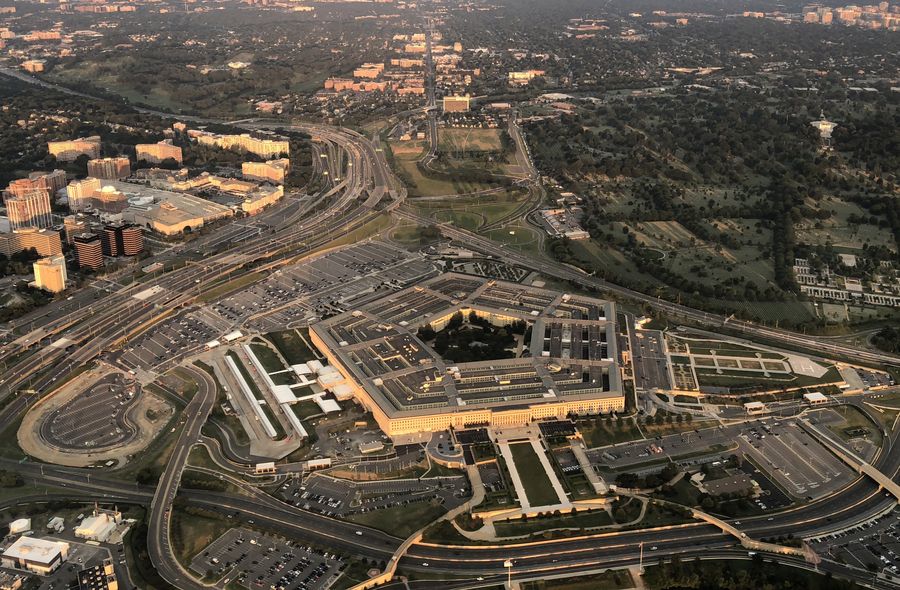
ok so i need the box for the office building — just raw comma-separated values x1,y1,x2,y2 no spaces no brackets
66,177,101,213
73,233,103,270
77,559,118,590
1,537,69,575
242,158,290,184
33,254,67,293
4,190,52,230
311,274,624,436
195,132,289,158
135,140,182,165
87,157,131,180
101,223,143,257
241,185,284,215
0,227,63,257
77,559,117,590
5,170,67,199
442,95,471,112
92,186,128,214
47,136,101,162
63,215,89,244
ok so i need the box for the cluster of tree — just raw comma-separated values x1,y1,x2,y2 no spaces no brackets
0,282,53,323
646,554,859,590
0,249,40,277
615,464,680,490
418,311,519,363
0,470,23,488
872,326,900,354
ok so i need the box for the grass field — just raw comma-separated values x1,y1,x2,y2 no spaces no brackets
409,190,528,230
171,505,232,567
249,341,295,385
578,418,644,447
494,509,613,537
346,500,447,538
265,329,319,365
521,570,633,590
439,128,504,153
508,443,561,507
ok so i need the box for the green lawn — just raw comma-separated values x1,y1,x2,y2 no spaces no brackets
578,418,644,447
346,500,447,538
265,329,319,365
522,570,633,590
494,509,613,537
249,342,296,385
508,443,561,507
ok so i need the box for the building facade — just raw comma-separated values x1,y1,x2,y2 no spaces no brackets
87,157,131,180
135,141,183,165
242,158,290,184
66,177,101,213
73,233,103,270
101,223,143,257
47,136,101,162
0,228,63,257
33,254,67,293
5,190,53,229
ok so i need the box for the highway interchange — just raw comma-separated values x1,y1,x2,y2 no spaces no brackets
2,66,900,590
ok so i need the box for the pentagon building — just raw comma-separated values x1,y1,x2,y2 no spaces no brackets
310,274,625,436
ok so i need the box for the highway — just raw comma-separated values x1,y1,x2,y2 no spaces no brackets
147,364,217,590
2,66,900,589
394,208,900,369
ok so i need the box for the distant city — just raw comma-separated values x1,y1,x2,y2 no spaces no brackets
0,1,898,590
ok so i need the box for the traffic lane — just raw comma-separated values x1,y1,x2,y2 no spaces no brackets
402,535,736,573
407,523,724,562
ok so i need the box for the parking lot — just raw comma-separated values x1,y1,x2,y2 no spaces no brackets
42,373,139,450
736,418,853,500
189,528,343,590
214,241,437,333
277,472,468,517
810,507,900,578
116,309,220,372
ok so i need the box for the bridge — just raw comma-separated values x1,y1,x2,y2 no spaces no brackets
800,418,900,502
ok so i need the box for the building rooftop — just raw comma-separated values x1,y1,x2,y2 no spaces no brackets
311,273,621,419
2,537,68,565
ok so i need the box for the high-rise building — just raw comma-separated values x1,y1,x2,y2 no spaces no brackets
47,136,101,162
0,227,63,257
4,189,53,229
135,140,183,165
101,223,143,257
33,254,67,293
63,215,89,244
242,158,290,184
5,170,66,200
66,177,101,213
87,157,131,180
73,233,103,270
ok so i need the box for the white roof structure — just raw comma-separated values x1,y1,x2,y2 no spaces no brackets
306,359,324,373
271,385,298,404
314,396,341,414
803,391,828,403
75,513,117,542
332,383,354,401
318,372,344,389
9,519,31,534
292,364,313,376
2,537,68,565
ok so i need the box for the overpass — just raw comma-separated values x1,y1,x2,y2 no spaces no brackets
800,418,900,502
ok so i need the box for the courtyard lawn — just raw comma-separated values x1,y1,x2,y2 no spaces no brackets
509,443,561,507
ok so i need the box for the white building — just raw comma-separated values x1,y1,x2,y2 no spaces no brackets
74,508,121,543
1,537,69,575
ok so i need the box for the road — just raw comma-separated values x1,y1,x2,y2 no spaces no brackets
3,66,900,590
147,364,217,590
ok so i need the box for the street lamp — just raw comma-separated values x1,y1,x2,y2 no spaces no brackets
503,559,513,588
